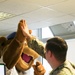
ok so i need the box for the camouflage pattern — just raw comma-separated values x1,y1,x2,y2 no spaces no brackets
49,61,75,75
28,37,45,58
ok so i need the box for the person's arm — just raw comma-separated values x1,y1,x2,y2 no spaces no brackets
27,36,45,58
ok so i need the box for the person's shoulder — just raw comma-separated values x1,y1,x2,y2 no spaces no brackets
61,61,75,75
59,67,74,75
50,69,72,75
50,61,75,75
57,64,75,75
55,64,75,75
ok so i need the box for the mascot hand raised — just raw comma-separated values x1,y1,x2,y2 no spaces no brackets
2,20,39,71
1,20,45,72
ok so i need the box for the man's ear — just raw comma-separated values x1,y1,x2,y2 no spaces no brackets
48,50,52,57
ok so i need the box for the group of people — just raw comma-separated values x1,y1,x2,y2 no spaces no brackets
1,19,75,75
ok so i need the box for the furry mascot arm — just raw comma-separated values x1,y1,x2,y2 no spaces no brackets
3,37,24,69
33,61,46,75
3,20,29,69
3,20,45,72
3,20,26,69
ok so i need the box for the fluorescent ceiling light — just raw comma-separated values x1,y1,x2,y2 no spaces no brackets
0,12,15,20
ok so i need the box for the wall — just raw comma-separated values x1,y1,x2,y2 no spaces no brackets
66,39,75,63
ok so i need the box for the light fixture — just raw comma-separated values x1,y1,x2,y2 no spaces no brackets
0,12,15,20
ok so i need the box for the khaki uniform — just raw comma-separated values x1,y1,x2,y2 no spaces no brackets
50,61,75,75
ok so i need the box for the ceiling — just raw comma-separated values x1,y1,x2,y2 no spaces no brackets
0,0,75,37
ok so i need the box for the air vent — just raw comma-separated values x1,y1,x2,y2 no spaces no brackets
49,22,75,39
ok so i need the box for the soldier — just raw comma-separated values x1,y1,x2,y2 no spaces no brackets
33,36,75,75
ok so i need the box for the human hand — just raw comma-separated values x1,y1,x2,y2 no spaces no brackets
33,61,46,75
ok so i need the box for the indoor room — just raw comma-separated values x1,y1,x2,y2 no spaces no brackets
0,0,75,75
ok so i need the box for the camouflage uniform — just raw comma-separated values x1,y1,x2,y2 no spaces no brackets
49,61,75,75
28,37,45,58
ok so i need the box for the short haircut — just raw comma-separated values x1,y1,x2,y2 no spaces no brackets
45,36,68,62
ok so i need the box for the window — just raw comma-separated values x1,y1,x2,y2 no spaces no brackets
42,27,53,75
42,27,53,38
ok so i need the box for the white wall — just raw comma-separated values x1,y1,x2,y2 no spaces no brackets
66,39,75,64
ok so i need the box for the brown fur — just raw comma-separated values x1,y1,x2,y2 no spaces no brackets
0,20,44,73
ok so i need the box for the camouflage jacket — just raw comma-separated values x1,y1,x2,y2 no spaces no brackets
28,37,45,58
50,61,75,75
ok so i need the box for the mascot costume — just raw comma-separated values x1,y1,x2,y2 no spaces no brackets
0,20,46,75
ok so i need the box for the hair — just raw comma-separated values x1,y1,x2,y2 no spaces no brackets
45,36,68,62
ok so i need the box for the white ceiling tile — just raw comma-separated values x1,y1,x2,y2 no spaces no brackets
0,0,6,3
20,7,66,23
48,0,75,14
1,7,65,26
71,14,75,17
46,15,75,25
22,0,66,6
0,0,41,14
29,21,53,29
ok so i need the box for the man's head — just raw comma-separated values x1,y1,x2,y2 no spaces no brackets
45,36,68,63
